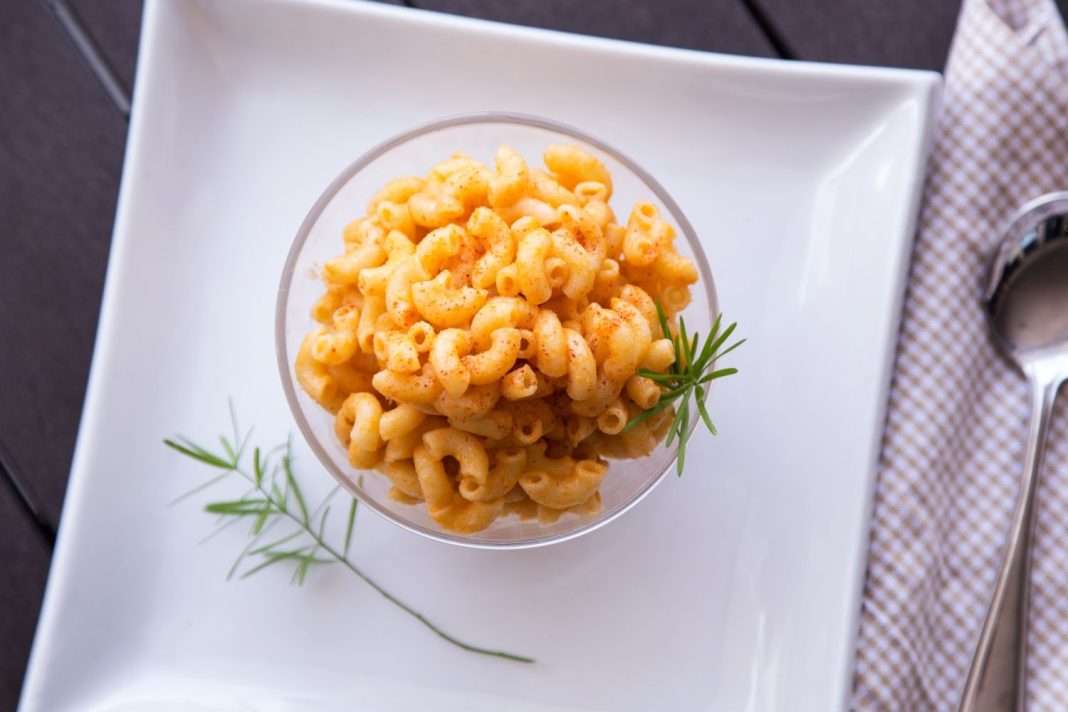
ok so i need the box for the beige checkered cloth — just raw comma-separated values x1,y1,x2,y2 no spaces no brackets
851,0,1068,709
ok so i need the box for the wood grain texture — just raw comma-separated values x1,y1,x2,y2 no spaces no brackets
0,481,51,709
412,0,777,56
70,0,143,94
0,0,127,527
753,0,1068,70
750,0,961,70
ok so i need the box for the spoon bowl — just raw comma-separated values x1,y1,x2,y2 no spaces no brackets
986,193,1068,364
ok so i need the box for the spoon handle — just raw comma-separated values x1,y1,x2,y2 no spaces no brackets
958,372,1061,712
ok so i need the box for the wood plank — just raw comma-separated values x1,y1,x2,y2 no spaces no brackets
68,0,143,95
0,0,127,526
0,481,52,709
412,0,777,56
749,0,960,70
754,0,1068,70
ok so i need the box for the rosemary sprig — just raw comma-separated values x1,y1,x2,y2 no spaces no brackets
164,404,534,663
624,302,743,476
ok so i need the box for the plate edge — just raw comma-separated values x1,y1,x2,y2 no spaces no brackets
832,75,944,712
262,0,943,87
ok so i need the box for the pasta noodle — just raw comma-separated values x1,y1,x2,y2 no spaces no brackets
296,144,699,533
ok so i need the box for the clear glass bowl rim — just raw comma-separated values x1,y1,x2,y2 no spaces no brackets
275,111,719,550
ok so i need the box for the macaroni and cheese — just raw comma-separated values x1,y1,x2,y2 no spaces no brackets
297,145,697,533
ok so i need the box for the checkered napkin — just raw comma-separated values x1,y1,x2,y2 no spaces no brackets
850,0,1068,709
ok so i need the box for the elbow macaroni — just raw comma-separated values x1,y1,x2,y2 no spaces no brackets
297,144,700,533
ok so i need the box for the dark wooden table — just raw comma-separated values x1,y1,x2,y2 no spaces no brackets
0,0,970,706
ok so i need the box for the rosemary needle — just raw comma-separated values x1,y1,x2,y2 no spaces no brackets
164,404,534,664
624,302,743,476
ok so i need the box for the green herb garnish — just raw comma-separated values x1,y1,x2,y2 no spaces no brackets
624,302,743,476
165,404,533,663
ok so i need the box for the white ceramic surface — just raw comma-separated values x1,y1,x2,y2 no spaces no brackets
19,0,940,710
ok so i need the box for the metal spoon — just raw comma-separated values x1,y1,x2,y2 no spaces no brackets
959,192,1068,711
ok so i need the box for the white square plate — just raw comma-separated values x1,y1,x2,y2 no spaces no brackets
20,1,939,709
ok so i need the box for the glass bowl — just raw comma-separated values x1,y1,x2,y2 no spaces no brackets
276,113,717,549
